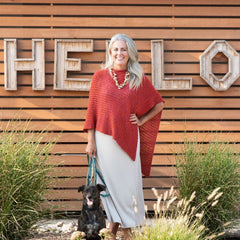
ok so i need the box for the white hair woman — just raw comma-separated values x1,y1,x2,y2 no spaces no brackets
105,33,143,89
84,33,164,240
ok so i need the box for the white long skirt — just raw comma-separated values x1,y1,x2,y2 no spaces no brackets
95,130,145,228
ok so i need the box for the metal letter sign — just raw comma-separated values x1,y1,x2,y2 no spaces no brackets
4,39,45,90
54,39,93,91
200,40,240,91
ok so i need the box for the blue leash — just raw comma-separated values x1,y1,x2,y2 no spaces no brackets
87,155,110,197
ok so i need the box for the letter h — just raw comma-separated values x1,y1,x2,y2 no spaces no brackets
4,39,45,90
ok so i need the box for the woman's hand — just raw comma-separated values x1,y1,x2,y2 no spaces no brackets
86,129,96,157
130,102,164,126
86,141,97,158
130,114,144,126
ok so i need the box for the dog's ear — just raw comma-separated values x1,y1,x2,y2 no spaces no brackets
78,185,85,192
96,184,106,192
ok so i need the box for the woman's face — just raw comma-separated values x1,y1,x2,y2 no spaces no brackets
110,40,129,70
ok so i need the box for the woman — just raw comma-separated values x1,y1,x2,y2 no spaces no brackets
83,33,164,240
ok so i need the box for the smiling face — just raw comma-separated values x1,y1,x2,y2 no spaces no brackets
110,40,129,70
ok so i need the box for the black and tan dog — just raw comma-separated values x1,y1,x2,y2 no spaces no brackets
72,184,107,240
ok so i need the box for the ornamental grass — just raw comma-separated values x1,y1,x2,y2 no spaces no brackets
131,187,225,240
175,132,240,234
0,120,56,240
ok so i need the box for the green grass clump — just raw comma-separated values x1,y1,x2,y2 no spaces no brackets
0,120,55,240
132,187,224,240
175,132,240,233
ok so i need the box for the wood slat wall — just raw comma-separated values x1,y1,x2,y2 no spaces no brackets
0,0,240,212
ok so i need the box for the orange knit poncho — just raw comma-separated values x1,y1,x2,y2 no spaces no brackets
83,69,164,177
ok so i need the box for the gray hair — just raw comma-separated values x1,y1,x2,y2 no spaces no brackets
104,33,143,89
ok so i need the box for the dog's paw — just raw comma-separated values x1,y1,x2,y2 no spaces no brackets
99,228,114,238
70,231,86,240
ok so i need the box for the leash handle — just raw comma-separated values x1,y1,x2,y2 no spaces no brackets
86,155,110,197
87,155,97,186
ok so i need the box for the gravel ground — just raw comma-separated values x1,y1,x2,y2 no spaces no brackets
27,232,125,240
27,231,125,240
26,219,125,240
27,232,73,240
25,218,240,240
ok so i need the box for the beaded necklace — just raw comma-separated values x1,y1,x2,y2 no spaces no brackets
111,68,130,89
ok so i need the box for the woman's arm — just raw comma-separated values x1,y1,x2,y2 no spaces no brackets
85,129,97,157
130,101,164,126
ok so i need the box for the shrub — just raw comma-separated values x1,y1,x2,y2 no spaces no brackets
132,187,224,240
174,132,240,234
0,120,56,240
